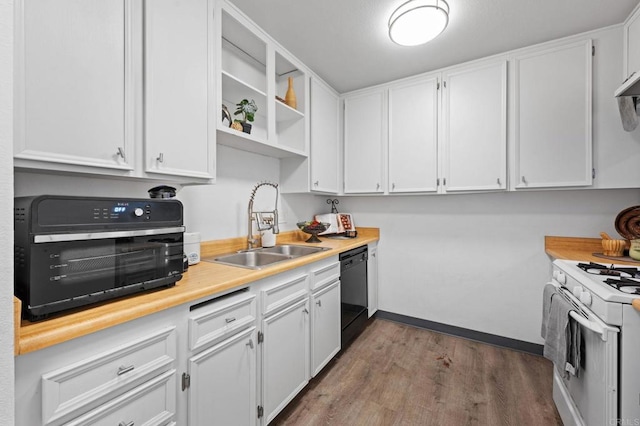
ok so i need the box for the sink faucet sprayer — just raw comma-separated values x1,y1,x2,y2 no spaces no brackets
247,181,279,249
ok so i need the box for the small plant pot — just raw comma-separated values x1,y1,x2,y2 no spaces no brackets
241,122,252,134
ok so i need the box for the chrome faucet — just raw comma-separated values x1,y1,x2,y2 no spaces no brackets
247,181,280,250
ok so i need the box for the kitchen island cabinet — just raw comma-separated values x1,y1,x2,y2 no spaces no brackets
511,39,593,189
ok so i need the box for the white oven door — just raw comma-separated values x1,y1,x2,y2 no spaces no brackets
551,291,619,426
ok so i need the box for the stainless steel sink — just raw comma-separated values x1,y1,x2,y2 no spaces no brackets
202,245,329,269
258,244,329,257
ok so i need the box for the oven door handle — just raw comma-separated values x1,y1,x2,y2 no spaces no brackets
568,310,619,342
33,226,186,243
550,281,620,342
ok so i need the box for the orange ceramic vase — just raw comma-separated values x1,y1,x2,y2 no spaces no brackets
284,77,297,110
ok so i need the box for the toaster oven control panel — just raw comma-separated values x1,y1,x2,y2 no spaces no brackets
15,196,184,232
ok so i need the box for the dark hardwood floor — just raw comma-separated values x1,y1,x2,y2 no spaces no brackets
273,318,562,426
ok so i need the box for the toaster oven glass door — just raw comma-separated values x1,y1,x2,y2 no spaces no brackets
26,232,183,309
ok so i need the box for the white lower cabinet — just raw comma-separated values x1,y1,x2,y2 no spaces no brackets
187,327,257,426
64,370,177,426
16,321,178,426
367,243,379,318
16,256,350,426
261,297,310,424
310,280,341,376
185,291,258,426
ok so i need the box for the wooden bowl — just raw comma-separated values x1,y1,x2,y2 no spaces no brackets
602,239,626,257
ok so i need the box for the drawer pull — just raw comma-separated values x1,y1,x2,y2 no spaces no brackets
117,365,135,376
119,422,134,426
246,339,254,349
225,317,236,323
316,300,322,307
302,308,309,314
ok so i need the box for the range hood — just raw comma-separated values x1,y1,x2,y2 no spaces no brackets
615,71,640,97
615,72,640,132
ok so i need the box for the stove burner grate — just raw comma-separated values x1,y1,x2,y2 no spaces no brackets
577,262,640,279
602,277,640,294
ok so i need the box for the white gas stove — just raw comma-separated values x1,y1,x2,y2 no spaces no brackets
550,259,640,426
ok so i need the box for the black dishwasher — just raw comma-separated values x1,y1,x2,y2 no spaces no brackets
340,245,368,347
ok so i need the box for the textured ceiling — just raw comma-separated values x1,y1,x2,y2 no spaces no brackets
229,0,640,93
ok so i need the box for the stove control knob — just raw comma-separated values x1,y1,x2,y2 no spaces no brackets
134,207,144,217
579,291,592,306
572,286,583,298
554,271,566,285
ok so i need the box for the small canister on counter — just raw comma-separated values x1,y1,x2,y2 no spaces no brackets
184,232,201,265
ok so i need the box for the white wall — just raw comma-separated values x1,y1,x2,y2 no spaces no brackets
339,188,640,344
14,145,326,241
15,150,640,348
0,0,14,424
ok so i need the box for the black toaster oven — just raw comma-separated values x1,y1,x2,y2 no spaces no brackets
14,195,185,321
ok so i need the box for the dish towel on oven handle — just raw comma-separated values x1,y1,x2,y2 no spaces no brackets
541,284,582,378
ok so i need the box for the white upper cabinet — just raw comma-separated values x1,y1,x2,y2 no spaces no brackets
15,0,216,183
441,60,507,192
144,0,215,180
388,76,439,193
215,1,308,159
309,77,340,193
624,3,640,80
14,0,134,174
343,89,386,194
512,39,593,189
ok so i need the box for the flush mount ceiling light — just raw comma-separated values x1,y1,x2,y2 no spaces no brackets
388,0,450,46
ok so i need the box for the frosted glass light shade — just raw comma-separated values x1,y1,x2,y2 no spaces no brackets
388,0,450,46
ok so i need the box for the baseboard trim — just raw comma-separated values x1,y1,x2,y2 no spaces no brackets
375,310,543,356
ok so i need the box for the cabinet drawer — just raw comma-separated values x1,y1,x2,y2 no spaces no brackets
310,261,340,291
42,327,176,426
262,274,309,316
64,369,176,426
189,293,256,352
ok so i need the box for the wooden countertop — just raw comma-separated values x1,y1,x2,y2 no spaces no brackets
545,235,639,265
15,228,379,355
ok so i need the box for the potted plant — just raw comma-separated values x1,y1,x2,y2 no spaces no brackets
232,99,258,134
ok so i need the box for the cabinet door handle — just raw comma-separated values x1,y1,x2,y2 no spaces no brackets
156,152,164,163
376,183,380,190
521,176,527,184
314,181,319,187
316,300,322,307
225,317,236,323
246,339,254,349
497,178,501,186
119,422,134,426
116,147,126,161
302,308,309,314
392,183,395,190
117,365,135,376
